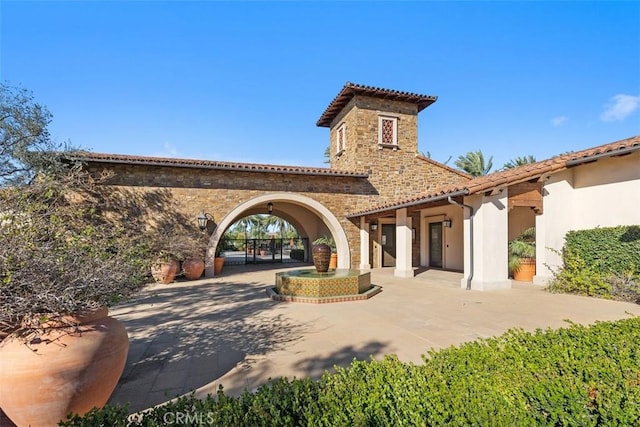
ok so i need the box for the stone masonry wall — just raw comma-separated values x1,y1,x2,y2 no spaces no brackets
328,95,468,202
89,163,377,268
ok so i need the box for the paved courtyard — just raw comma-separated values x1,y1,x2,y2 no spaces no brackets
108,265,640,413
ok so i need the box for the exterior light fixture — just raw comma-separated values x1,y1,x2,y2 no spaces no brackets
370,221,378,231
443,218,452,228
197,212,212,231
267,202,273,214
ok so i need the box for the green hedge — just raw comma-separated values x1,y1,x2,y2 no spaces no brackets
63,317,640,426
564,225,640,277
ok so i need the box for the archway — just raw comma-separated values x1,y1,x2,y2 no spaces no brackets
205,193,350,276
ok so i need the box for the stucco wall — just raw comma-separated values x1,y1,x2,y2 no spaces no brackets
508,206,535,241
420,204,464,271
534,151,640,284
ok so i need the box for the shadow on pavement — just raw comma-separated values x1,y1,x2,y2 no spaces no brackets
108,278,306,413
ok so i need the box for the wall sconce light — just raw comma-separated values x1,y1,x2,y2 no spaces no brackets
267,202,273,214
370,221,378,231
443,218,452,228
197,211,213,231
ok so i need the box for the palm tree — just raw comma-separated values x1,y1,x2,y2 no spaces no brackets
502,155,536,170
265,215,287,239
234,216,255,240
454,150,494,177
252,214,268,239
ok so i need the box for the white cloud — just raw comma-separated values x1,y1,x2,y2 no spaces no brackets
600,94,640,122
551,116,568,127
153,142,179,158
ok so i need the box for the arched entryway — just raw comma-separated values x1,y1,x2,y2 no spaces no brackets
205,193,350,276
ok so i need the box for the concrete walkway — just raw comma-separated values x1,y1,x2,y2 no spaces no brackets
108,264,640,413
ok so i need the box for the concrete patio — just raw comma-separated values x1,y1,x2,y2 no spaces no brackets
108,264,640,413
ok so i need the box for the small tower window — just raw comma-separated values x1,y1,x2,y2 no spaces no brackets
378,115,398,149
336,123,346,156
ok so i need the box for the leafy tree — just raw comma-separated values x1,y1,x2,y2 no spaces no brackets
0,83,73,186
323,145,330,164
454,150,493,177
502,155,536,170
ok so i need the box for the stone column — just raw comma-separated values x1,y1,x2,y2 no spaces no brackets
359,216,371,270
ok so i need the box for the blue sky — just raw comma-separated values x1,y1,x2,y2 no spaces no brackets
1,1,639,170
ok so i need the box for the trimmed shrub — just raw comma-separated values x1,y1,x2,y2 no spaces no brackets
62,317,640,426
548,226,640,300
564,226,640,278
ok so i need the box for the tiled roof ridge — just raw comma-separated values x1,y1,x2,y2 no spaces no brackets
70,151,370,177
347,135,640,217
343,82,437,101
317,82,438,127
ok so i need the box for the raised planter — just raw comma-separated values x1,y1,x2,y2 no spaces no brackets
182,257,205,280
329,253,338,270
513,257,536,282
214,256,225,275
151,259,180,284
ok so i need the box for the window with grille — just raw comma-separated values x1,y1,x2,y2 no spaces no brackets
378,115,398,148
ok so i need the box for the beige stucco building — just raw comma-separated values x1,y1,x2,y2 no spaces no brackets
75,83,640,290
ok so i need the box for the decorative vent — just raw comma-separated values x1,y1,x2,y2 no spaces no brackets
381,119,394,144
378,115,398,148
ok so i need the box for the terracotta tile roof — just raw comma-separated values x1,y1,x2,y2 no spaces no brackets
316,82,438,128
347,135,640,217
69,151,370,178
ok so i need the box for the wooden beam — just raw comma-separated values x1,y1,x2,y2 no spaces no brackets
508,182,543,214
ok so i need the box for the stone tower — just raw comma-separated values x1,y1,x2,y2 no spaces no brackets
317,82,465,201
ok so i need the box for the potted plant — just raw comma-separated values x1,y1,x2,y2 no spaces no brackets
509,227,536,281
0,169,151,426
149,228,191,284
214,232,230,275
181,233,208,280
312,235,335,272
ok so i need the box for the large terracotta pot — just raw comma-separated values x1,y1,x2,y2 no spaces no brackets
329,252,338,270
513,257,536,282
151,258,180,284
183,257,205,280
0,307,129,426
312,243,331,273
214,257,225,275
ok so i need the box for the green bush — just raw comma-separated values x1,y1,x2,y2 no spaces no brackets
547,248,612,297
62,317,640,426
547,226,640,300
564,226,640,278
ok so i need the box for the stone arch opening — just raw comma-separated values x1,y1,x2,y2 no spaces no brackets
205,194,350,276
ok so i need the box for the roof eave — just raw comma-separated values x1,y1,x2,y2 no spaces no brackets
71,155,369,178
347,189,469,218
566,145,640,167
